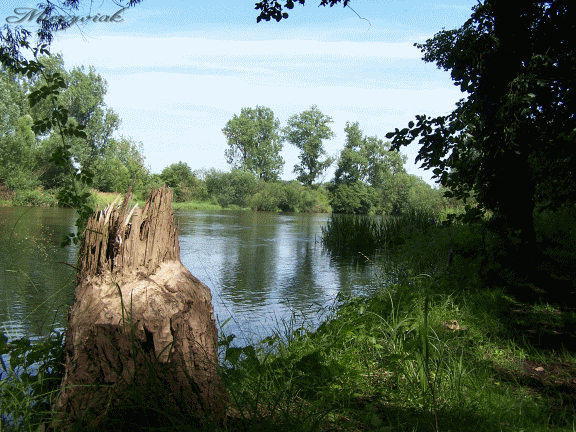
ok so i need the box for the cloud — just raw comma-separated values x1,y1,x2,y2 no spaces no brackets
51,35,421,70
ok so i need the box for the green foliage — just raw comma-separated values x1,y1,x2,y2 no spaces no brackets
0,68,41,192
28,54,120,175
385,0,576,272
334,121,406,188
205,169,258,208
276,181,331,213
160,161,194,189
12,189,58,207
330,121,410,215
329,181,380,215
2,45,93,246
93,136,149,195
382,173,445,216
142,173,165,201
283,105,335,186
222,106,284,181
0,331,66,430
249,181,286,212
242,180,331,213
159,161,201,202
0,43,132,246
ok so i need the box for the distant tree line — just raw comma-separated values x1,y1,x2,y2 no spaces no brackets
0,53,148,206
0,54,453,215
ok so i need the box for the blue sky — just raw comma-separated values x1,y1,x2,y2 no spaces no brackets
2,0,476,186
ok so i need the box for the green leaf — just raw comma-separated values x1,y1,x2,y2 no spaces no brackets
225,347,242,366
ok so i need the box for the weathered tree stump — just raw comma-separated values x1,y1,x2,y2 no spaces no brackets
51,187,228,431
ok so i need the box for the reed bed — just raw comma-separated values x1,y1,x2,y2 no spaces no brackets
320,207,440,252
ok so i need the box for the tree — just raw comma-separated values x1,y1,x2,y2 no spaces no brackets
334,121,406,188
0,67,42,191
283,105,335,186
255,0,351,22
383,1,575,285
160,161,194,189
92,136,149,194
330,181,379,214
222,105,284,181
29,54,120,174
330,122,406,214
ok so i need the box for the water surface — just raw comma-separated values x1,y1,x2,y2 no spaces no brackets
0,207,383,349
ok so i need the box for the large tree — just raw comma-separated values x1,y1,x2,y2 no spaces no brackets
331,121,407,214
334,121,406,187
382,1,576,286
92,136,149,193
283,105,335,186
0,67,41,191
222,105,284,181
29,54,120,175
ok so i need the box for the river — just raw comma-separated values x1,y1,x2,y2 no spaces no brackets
0,206,384,350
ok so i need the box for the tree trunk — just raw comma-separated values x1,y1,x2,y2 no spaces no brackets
51,187,228,431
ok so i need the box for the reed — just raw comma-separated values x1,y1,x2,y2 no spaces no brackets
320,207,439,252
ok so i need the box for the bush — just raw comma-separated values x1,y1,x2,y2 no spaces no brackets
173,177,209,203
142,174,165,201
206,169,257,208
278,181,302,212
12,189,58,207
250,182,285,212
330,181,380,214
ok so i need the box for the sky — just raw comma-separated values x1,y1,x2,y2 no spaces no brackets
1,0,477,186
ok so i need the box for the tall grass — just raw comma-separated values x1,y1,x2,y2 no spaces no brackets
321,207,440,252
2,205,576,431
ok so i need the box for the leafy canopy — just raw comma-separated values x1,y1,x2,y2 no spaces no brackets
222,106,284,181
335,121,406,188
379,0,576,284
254,0,351,23
283,105,335,186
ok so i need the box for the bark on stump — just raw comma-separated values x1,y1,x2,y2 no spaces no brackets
51,187,228,431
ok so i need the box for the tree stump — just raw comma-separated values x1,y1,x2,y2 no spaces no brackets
51,187,228,431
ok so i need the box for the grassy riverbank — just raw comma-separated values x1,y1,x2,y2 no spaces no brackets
216,207,576,432
1,208,575,431
0,190,233,212
2,187,330,214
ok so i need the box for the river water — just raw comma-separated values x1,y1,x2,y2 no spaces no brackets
0,206,384,350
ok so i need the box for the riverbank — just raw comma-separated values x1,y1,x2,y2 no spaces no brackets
1,209,575,431
1,189,327,213
0,190,234,212
215,213,576,432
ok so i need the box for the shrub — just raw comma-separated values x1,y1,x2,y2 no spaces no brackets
12,189,58,207
250,182,285,212
142,174,165,201
206,169,257,208
173,177,209,203
330,181,380,214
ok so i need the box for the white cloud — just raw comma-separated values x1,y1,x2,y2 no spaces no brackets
51,35,421,70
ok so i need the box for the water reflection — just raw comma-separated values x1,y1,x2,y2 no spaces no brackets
177,211,381,347
0,207,77,341
0,208,385,351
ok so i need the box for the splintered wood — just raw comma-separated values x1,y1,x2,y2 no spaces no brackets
51,187,228,431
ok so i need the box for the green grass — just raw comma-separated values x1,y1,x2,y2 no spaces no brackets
90,190,246,212
2,207,576,431
320,207,443,252
172,201,241,211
